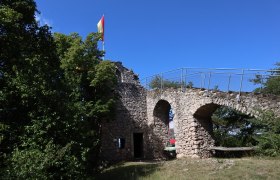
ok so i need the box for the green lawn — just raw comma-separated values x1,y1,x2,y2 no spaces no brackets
94,157,280,180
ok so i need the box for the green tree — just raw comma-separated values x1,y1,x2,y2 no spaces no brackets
54,32,117,174
0,0,84,178
212,106,257,147
252,62,280,95
149,75,189,89
8,32,117,178
250,63,280,156
252,110,280,156
1,0,117,178
0,0,63,168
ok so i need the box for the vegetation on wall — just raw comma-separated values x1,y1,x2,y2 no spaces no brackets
149,75,193,89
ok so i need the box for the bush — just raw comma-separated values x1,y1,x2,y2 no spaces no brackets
6,141,83,179
254,133,280,157
252,110,280,157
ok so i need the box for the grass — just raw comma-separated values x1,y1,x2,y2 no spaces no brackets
94,157,280,180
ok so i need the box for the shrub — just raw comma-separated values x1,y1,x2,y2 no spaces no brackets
6,141,83,179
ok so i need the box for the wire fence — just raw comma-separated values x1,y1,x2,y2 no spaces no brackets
141,68,280,94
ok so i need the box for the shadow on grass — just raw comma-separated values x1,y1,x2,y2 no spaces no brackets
214,151,253,158
94,163,159,180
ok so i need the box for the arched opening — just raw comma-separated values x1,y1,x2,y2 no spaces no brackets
193,103,219,157
116,69,123,83
212,106,257,148
169,108,175,147
193,103,256,157
153,100,171,139
153,100,175,158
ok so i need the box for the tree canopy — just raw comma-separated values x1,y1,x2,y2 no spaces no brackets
0,0,117,178
212,106,257,148
149,75,193,89
252,62,280,95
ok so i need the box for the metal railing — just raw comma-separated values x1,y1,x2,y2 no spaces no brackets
141,68,280,94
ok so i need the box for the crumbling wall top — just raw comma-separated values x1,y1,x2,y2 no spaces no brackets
114,61,140,85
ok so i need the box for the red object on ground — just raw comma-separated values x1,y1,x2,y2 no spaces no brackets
170,139,176,145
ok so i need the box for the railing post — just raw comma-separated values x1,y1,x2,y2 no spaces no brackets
200,73,203,88
185,69,188,88
238,69,245,100
161,73,163,92
260,74,264,91
203,73,206,89
227,73,232,92
181,68,184,91
207,72,212,90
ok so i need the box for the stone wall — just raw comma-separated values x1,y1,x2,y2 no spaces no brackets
100,62,280,162
100,62,152,162
147,88,280,158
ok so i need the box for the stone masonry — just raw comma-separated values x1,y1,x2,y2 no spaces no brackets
100,62,280,162
100,62,154,162
147,88,280,158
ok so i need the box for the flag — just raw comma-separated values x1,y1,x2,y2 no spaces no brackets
97,15,104,41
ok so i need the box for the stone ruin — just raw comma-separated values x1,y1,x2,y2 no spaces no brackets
100,62,280,162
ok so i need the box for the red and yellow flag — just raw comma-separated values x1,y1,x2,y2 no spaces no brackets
97,15,104,41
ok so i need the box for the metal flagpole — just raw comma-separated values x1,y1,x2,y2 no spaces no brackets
102,14,105,60
102,41,105,60
97,14,105,60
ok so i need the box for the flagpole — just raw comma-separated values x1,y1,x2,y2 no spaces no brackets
102,41,105,60
102,14,105,60
97,14,105,60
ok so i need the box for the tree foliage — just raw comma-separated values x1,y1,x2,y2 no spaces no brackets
252,110,280,156
212,106,257,147
252,62,280,95
249,63,280,156
212,97,280,156
0,0,117,178
149,75,193,89
9,141,83,179
1,0,62,169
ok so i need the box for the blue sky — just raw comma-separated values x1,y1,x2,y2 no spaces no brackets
36,0,280,79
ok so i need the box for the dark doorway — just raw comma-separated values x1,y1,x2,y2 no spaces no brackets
133,133,143,158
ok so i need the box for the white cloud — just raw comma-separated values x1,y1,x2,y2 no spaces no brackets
35,13,53,27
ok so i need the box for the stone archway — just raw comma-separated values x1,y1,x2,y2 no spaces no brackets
193,103,219,157
152,99,172,158
147,88,280,159
116,69,123,83
192,102,258,158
